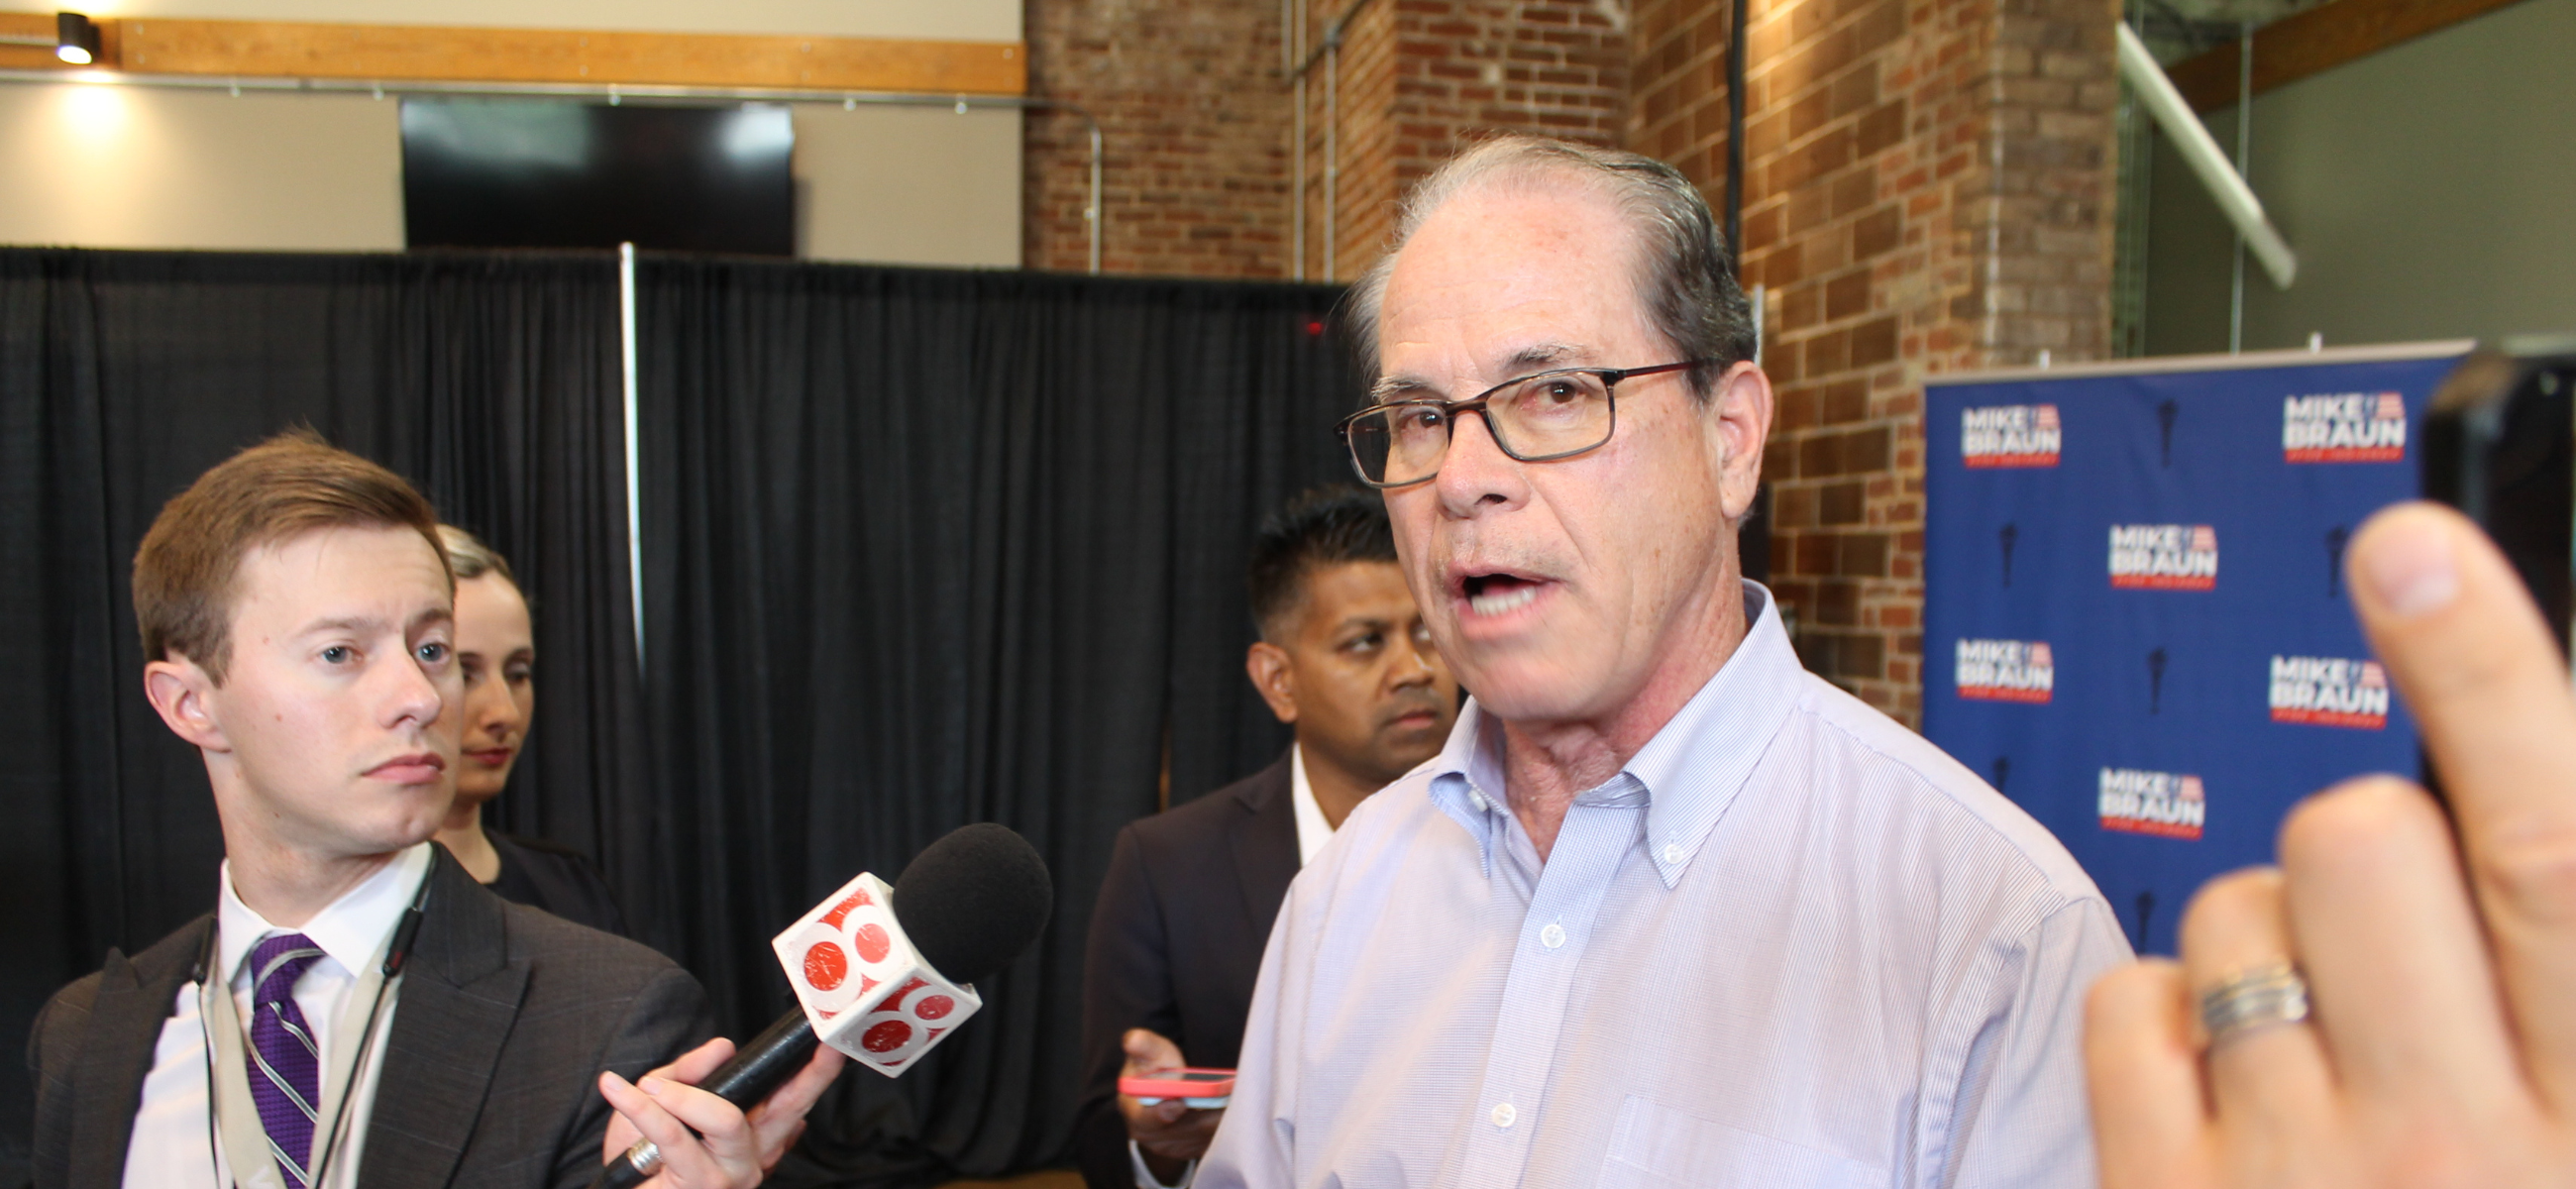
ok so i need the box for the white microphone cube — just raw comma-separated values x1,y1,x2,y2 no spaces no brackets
772,872,982,1076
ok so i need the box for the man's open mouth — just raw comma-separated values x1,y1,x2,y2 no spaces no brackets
1462,573,1543,617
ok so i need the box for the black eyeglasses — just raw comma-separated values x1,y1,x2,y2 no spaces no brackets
1336,361,1705,488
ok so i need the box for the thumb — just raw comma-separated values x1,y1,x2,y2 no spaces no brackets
1123,1027,1181,1068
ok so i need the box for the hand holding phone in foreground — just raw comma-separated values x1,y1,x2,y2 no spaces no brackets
2086,502,2576,1188
1118,1028,1226,1182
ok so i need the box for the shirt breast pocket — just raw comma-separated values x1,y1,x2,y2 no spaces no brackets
1598,1094,1883,1189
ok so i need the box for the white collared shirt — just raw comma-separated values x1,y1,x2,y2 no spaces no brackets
1287,742,1335,868
1132,742,1343,1189
1200,584,2132,1189
121,842,432,1189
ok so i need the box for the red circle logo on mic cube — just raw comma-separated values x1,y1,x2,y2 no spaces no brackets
772,872,984,1075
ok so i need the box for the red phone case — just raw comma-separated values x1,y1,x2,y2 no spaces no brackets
1119,1068,1237,1100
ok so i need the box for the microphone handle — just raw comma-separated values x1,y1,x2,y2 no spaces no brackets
704,1010,822,1106
590,1011,821,1189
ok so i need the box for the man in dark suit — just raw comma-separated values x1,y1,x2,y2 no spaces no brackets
26,432,839,1189
1076,486,1458,1189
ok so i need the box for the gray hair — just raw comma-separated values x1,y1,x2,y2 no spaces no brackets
436,524,517,586
1343,135,1757,400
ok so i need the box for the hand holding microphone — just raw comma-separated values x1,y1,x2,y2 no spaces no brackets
596,1035,842,1189
594,823,1054,1188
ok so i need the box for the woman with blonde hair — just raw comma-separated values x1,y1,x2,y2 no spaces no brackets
433,524,627,935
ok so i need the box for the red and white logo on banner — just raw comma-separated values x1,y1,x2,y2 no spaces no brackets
1961,404,2062,468
773,873,983,1076
2283,391,2406,463
2268,655,2390,728
2098,768,2205,840
2109,524,2218,591
1955,638,2054,703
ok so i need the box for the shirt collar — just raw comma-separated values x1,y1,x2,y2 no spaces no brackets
217,842,434,989
1289,742,1336,868
1427,581,1802,887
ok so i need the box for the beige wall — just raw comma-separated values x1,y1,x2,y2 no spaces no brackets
0,83,404,251
2144,0,2576,353
795,104,1020,268
0,82,1022,267
0,0,1019,42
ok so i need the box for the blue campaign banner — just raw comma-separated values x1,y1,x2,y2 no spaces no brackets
1922,346,2468,955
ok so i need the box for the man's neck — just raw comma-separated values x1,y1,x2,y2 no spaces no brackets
1500,575,1750,862
226,840,399,930
434,801,502,883
1297,740,1385,830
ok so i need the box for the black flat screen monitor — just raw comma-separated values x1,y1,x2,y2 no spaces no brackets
402,99,794,255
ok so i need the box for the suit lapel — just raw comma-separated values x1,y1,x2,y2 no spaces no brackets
358,849,529,1189
68,922,209,1189
1229,754,1302,933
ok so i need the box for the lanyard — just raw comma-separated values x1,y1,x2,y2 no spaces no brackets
198,871,429,1189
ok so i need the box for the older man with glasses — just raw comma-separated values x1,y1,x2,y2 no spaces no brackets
1192,136,2131,1189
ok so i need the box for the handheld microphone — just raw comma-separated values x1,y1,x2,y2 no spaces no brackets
593,822,1052,1189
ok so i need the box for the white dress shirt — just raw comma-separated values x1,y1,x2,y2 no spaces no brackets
1200,584,2132,1189
1134,744,1342,1189
1288,743,1334,868
122,842,431,1189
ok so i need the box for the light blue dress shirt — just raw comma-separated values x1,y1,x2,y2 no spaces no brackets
1199,583,2130,1188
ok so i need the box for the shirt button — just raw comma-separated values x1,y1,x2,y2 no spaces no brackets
1539,922,1566,949
1662,843,1685,865
1491,1102,1516,1129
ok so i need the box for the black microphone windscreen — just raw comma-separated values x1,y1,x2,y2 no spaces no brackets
890,822,1052,985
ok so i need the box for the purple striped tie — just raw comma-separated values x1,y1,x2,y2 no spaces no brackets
246,933,327,1189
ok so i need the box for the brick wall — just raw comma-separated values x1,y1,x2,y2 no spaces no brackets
1022,0,1631,281
1024,0,1296,276
1315,0,1633,280
1024,0,1628,280
1632,0,2116,724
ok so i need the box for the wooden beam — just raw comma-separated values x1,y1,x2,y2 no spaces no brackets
2169,0,2532,111
89,18,1021,95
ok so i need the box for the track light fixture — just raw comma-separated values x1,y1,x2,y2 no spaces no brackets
56,12,99,65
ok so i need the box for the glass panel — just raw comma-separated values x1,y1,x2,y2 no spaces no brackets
1344,411,1396,483
1384,403,1450,483
1493,371,1611,454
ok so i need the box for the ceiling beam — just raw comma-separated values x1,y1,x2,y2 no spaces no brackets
0,15,1022,96
2168,0,2532,111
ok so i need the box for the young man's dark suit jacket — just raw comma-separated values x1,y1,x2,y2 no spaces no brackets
1075,750,1301,1189
27,845,710,1189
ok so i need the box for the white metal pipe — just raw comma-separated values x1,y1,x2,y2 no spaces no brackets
1292,74,1308,280
1087,120,1104,274
2230,20,2251,351
2115,23,2296,289
617,242,646,671
1323,35,1339,284
1286,0,1303,279
1292,0,1309,280
1750,284,1767,366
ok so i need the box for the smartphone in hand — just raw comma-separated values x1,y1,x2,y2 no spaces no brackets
1120,1068,1236,1110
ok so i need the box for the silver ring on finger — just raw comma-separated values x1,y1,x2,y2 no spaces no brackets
2199,961,2311,1049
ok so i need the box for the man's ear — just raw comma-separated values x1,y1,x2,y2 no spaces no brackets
144,657,231,753
1705,360,1773,523
1245,641,1300,725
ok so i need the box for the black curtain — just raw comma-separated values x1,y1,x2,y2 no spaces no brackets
0,249,635,1181
0,248,1356,1186
630,259,1353,1185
